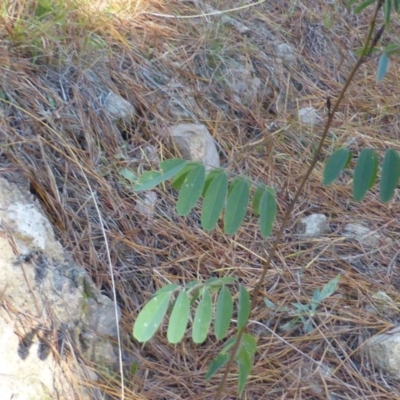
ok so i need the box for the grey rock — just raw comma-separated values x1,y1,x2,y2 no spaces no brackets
0,177,121,399
86,296,121,338
297,214,330,237
275,43,296,67
169,123,220,170
343,223,383,247
135,191,158,219
364,326,400,377
103,91,136,122
298,107,323,126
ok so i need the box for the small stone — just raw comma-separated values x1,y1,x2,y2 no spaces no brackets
169,123,220,171
363,326,400,376
135,191,158,219
343,223,381,247
297,214,330,237
298,107,323,126
275,43,296,67
103,91,135,122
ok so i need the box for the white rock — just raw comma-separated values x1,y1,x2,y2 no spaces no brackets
364,326,400,377
298,107,323,126
169,123,220,170
297,214,330,237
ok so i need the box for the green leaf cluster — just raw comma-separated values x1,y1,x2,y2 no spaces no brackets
323,148,400,202
264,275,340,334
119,159,277,238
133,279,251,345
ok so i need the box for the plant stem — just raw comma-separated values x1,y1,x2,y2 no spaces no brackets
213,2,383,399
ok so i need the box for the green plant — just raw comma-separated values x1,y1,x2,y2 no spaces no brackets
123,1,400,398
264,275,340,334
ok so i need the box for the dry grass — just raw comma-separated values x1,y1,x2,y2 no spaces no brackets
1,0,400,398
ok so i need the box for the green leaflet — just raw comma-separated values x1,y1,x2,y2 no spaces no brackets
167,290,190,344
323,148,352,185
236,333,257,394
252,184,267,216
354,0,376,13
259,187,277,238
152,283,179,297
192,289,212,344
224,178,250,235
383,43,400,57
133,291,172,342
202,169,224,197
201,171,228,231
241,333,257,356
130,360,139,376
134,158,187,191
160,158,188,176
172,163,198,190
237,285,251,329
380,149,400,202
377,53,389,83
204,277,237,287
311,275,340,312
177,164,206,215
214,285,233,340
205,353,230,380
119,168,137,184
384,0,391,24
353,149,378,201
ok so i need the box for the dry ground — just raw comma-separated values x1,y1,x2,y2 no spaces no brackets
1,0,400,399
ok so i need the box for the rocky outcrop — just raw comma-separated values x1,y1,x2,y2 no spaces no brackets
0,177,121,399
